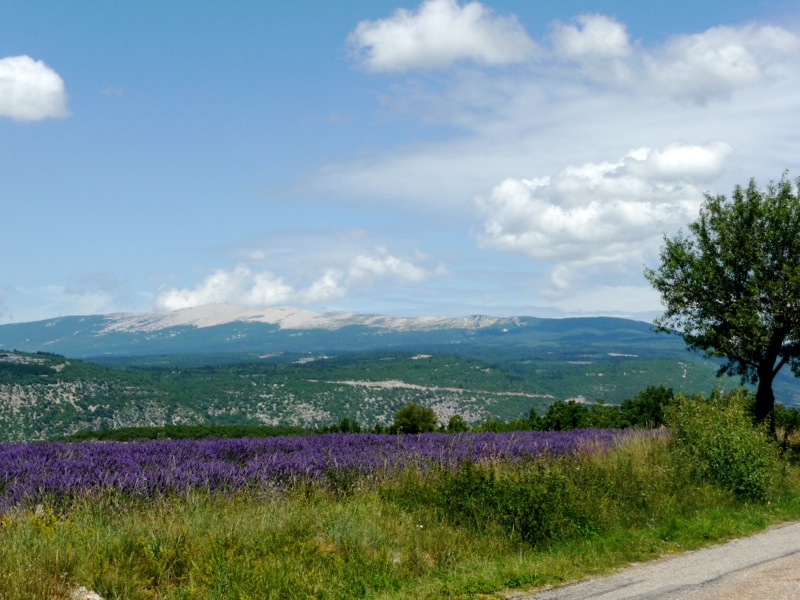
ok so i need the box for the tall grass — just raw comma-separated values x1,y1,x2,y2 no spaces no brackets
1,394,799,599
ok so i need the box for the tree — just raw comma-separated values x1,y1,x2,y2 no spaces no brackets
392,402,438,434
544,399,591,431
620,385,674,428
446,414,470,432
645,174,800,431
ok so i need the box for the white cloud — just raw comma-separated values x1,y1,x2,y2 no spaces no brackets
549,14,633,84
318,15,800,217
475,142,731,298
300,270,348,304
0,55,69,121
551,14,632,60
295,12,800,316
348,0,537,72
348,7,798,101
243,270,296,306
348,249,429,283
546,19,799,100
642,25,800,102
155,266,293,311
154,250,435,311
643,141,733,180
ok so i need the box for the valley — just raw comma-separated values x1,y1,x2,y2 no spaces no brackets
1,305,797,442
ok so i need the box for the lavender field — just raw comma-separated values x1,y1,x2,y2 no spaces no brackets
1,397,793,600
0,429,626,511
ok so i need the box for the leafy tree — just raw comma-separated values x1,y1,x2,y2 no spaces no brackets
476,417,507,432
392,402,438,434
774,403,800,448
620,385,674,428
527,407,544,431
446,414,470,432
328,417,362,433
646,175,800,430
588,402,623,429
544,400,591,431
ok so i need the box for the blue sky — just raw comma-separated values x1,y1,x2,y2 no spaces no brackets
2,0,799,323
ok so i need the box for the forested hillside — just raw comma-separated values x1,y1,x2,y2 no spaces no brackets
0,347,747,442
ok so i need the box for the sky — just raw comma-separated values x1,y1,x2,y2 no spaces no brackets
2,0,799,324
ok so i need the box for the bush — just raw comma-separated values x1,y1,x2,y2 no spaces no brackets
446,415,469,433
620,385,674,428
544,400,591,431
392,403,438,434
384,430,699,548
665,389,779,502
774,403,800,449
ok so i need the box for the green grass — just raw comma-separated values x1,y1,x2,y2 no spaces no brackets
3,428,800,599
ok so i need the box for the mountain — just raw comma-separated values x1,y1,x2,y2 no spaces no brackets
1,304,799,442
0,303,679,359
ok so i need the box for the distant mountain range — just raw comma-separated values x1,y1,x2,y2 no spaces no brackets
0,303,678,359
2,304,800,441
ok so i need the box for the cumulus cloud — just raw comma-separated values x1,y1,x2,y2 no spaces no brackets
476,142,733,298
0,55,69,121
299,270,348,304
155,250,434,311
349,249,429,283
641,25,800,102
548,19,800,101
155,265,293,311
317,11,800,218
348,0,537,72
551,14,632,60
643,141,733,180
349,7,798,102
549,14,633,84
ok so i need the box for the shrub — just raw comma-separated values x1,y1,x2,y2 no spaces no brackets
665,389,779,502
385,430,692,547
544,400,591,431
620,385,674,428
433,460,587,545
446,415,469,433
392,403,438,434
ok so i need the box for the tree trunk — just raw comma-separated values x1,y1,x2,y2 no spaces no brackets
755,369,776,435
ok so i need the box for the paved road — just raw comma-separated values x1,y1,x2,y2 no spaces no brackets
508,522,800,599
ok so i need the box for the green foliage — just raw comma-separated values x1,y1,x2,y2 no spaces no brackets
544,400,591,431
646,174,800,425
0,342,764,443
391,403,438,434
528,408,544,430
429,459,593,545
4,430,800,599
383,431,748,551
587,402,624,429
446,414,469,432
666,389,780,501
775,403,800,449
620,385,674,428
322,416,364,434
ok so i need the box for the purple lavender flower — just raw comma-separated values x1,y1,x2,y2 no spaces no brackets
0,429,636,511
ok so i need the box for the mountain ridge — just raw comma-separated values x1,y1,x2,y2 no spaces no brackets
3,305,800,442
100,304,524,333
0,304,660,359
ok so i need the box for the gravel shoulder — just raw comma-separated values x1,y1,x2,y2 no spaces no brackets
507,521,800,600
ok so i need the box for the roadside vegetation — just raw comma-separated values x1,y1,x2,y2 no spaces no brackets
3,388,800,599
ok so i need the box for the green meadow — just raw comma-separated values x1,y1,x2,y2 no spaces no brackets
3,390,800,599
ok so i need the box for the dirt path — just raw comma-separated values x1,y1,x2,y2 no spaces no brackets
508,521,800,599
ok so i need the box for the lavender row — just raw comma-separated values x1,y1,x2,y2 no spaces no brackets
0,429,630,510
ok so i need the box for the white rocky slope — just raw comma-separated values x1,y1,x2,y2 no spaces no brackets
101,304,515,334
